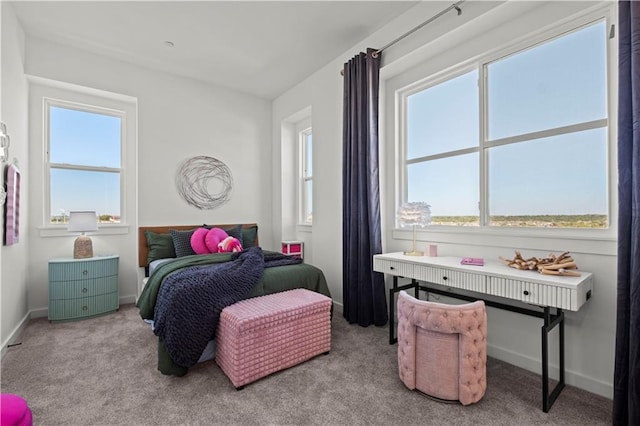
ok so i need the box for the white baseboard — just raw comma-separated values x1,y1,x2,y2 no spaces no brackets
30,307,48,319
487,344,613,400
120,294,136,305
1,311,31,359
332,301,344,315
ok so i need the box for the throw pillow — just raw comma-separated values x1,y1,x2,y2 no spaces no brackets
145,230,176,264
241,225,258,248
169,228,197,257
205,227,228,253
190,227,211,254
222,224,244,246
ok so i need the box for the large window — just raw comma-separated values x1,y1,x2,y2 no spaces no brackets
299,123,313,224
401,18,609,229
47,101,123,224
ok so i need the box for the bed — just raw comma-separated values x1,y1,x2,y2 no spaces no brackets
136,223,332,376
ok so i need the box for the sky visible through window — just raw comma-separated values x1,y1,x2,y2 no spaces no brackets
405,20,607,225
48,20,607,227
49,106,121,222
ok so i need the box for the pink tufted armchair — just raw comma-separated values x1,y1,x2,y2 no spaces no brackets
396,290,487,405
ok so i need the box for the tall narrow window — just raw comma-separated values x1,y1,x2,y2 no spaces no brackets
299,124,313,224
47,102,123,224
405,69,480,226
485,20,608,228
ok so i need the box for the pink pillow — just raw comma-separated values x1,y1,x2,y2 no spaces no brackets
190,227,210,254
0,394,33,426
205,228,228,253
218,236,243,253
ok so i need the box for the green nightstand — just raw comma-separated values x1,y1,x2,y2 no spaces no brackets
48,255,119,322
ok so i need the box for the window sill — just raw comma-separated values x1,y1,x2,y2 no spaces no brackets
39,223,130,237
391,226,617,256
296,224,312,233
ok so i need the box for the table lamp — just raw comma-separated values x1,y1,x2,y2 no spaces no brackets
397,202,431,256
68,211,98,259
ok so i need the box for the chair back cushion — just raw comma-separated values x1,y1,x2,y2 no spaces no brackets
397,290,487,405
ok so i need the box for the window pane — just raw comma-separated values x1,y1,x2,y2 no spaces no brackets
305,132,313,176
304,179,313,223
50,106,122,168
487,21,607,140
407,153,479,226
406,70,478,159
488,128,607,228
50,168,120,223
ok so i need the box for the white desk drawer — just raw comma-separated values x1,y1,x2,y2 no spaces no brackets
414,266,486,293
373,258,414,278
487,277,561,308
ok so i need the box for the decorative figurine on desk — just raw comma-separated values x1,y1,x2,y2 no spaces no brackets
397,202,431,256
499,250,581,276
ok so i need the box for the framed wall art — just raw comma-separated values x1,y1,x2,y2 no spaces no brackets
4,163,20,245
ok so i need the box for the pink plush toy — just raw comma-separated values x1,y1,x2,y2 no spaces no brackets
218,236,243,253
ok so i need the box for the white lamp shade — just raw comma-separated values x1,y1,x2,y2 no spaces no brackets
397,202,432,228
68,211,98,233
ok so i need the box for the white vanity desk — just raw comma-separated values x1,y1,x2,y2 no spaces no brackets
373,252,594,413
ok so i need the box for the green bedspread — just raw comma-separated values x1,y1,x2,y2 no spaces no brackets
136,251,332,376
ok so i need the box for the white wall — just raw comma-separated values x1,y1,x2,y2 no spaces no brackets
1,2,30,355
22,36,272,314
273,0,615,398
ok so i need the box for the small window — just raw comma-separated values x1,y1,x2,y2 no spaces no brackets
298,122,313,224
47,102,123,224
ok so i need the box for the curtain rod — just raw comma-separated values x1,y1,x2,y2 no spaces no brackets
341,0,465,75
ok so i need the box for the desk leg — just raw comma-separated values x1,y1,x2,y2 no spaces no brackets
389,276,397,344
541,307,566,413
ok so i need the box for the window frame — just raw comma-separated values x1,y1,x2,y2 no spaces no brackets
29,78,136,238
297,119,313,226
396,7,616,239
45,98,125,226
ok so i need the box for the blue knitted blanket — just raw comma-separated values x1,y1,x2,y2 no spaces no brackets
153,247,301,368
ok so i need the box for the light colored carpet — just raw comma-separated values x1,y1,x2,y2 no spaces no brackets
1,304,611,425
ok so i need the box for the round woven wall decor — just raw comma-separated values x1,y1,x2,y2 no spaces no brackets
175,156,233,209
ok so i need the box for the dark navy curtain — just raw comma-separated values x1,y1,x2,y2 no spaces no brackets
614,2,640,424
342,48,388,327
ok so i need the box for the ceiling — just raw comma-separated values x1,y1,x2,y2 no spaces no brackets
10,1,419,99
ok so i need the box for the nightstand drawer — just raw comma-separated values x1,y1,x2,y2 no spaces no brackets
49,276,118,300
49,293,119,321
49,257,118,281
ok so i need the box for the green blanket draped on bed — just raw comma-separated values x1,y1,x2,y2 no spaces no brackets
136,251,332,376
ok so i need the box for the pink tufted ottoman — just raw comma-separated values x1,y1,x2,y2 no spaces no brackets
216,289,332,389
